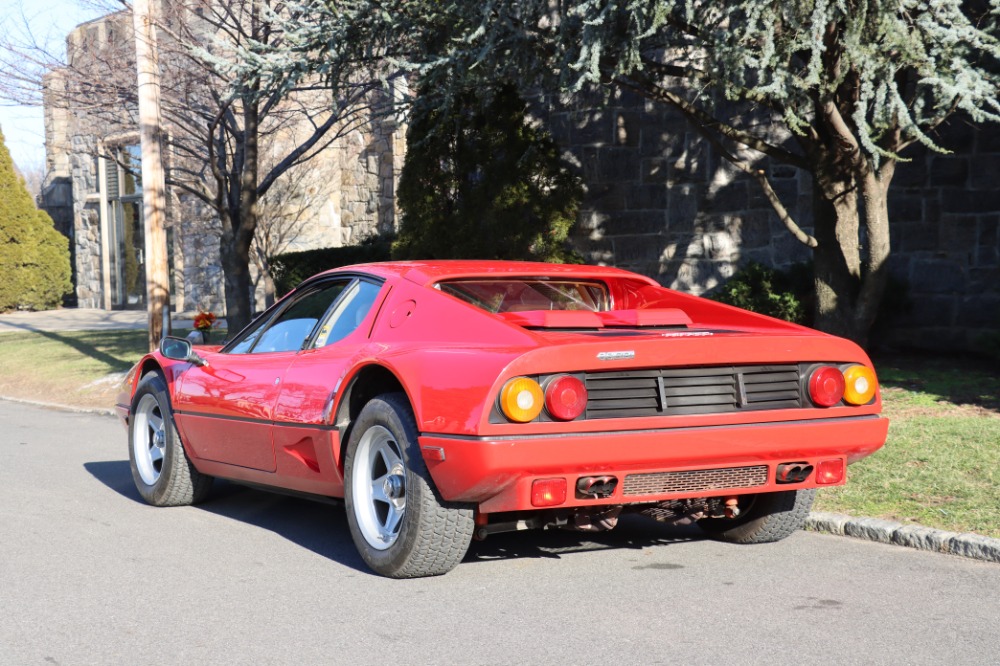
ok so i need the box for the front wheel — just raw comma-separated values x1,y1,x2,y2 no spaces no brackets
698,489,815,544
344,393,474,578
128,372,212,506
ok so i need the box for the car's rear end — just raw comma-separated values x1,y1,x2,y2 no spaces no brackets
416,271,887,541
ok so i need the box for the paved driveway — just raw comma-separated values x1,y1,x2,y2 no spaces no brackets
2,400,998,665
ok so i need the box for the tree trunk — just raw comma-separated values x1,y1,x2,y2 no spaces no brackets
811,160,893,347
219,229,253,336
215,86,261,335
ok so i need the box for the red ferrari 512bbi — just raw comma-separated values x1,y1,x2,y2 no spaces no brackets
116,261,888,578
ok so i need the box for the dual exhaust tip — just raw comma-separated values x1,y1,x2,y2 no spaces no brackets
776,462,814,484
577,475,618,499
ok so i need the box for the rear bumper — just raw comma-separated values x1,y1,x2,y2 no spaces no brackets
419,415,888,513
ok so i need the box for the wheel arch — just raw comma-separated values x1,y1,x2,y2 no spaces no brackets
334,363,410,473
129,357,201,464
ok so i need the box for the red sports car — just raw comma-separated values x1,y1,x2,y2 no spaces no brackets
116,261,887,577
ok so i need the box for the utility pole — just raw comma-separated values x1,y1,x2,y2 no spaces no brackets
133,0,170,351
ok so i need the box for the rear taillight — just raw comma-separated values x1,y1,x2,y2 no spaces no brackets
843,365,877,405
544,374,588,421
809,366,846,407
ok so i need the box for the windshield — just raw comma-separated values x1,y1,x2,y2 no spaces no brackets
439,279,609,313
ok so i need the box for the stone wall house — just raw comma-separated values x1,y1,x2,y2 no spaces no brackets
40,8,401,314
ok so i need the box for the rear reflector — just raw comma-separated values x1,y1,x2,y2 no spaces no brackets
531,478,567,507
816,459,845,485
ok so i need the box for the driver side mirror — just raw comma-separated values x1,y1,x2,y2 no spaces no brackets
159,336,209,367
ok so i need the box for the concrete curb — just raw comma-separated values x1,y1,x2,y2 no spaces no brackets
807,512,1000,564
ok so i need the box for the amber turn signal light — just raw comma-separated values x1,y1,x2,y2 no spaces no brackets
842,365,877,405
500,377,544,423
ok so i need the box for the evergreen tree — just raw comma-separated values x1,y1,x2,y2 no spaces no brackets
393,84,582,263
0,129,72,311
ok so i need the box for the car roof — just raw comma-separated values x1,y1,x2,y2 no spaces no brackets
319,260,660,287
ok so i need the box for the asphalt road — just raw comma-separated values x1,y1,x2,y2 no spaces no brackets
2,401,999,665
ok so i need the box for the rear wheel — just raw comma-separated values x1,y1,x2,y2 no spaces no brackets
698,489,815,544
344,393,474,578
129,372,212,506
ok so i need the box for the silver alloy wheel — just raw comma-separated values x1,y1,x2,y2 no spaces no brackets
133,393,166,486
351,425,407,550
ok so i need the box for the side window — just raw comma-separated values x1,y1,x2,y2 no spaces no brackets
313,280,382,347
227,281,348,354
252,283,349,353
226,309,277,355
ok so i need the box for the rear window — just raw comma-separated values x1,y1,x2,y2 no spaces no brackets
439,279,609,313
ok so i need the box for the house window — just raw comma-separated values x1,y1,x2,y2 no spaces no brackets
106,145,146,309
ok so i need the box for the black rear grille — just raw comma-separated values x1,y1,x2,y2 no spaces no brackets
585,365,801,419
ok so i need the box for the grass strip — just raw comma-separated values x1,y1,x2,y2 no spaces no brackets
815,354,1000,538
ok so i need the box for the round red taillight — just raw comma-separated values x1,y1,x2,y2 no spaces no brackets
544,375,588,421
809,366,846,407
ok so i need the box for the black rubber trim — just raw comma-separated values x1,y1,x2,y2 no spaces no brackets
173,408,339,431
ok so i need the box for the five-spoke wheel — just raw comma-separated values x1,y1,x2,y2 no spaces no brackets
132,393,167,486
344,393,474,577
351,425,408,549
128,372,212,506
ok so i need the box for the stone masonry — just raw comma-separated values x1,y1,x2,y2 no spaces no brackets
41,9,400,314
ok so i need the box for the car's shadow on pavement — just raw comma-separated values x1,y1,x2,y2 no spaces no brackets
84,460,369,574
85,460,707,575
464,515,705,566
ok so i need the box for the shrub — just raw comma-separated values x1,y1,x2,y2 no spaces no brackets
392,83,583,264
0,130,72,311
269,234,393,297
710,262,813,325
711,262,912,344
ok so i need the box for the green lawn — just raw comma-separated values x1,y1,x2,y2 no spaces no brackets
0,328,220,409
814,354,1000,537
0,329,149,409
0,331,997,536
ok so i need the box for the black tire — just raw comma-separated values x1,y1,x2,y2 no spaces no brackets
344,393,474,578
699,489,815,544
128,372,212,506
